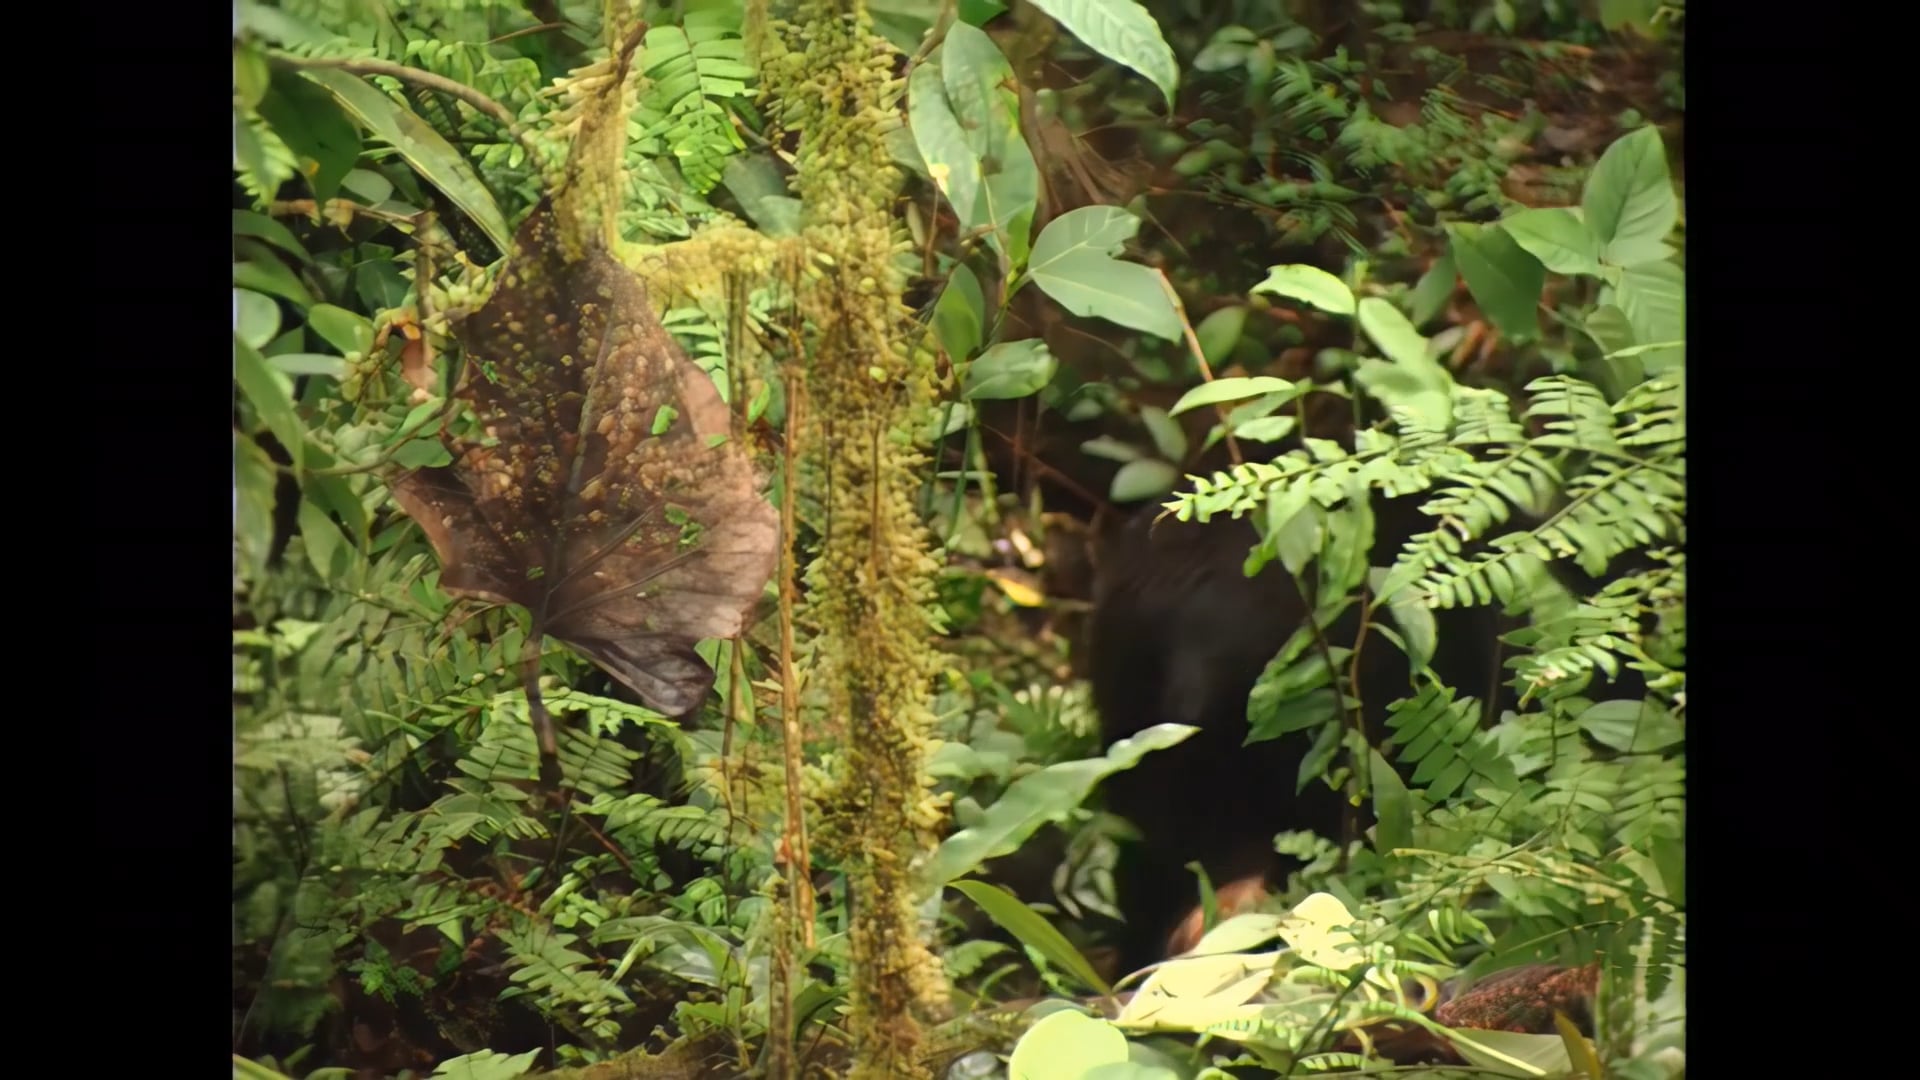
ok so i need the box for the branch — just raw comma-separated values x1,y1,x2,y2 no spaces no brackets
270,53,549,170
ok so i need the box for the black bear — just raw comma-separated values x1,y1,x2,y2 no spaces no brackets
1087,492,1516,974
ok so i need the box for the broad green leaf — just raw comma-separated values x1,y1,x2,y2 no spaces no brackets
391,436,455,468
1449,1029,1579,1078
1232,415,1297,442
907,61,980,226
1080,436,1143,463
1448,222,1545,342
1250,264,1355,316
1370,748,1412,856
958,0,1010,25
1188,912,1284,956
1027,248,1182,341
1605,338,1685,359
1612,261,1684,372
233,42,272,109
301,68,513,253
232,210,311,263
233,247,315,309
964,339,1056,400
1031,204,1142,265
1115,949,1281,1028
1008,1005,1129,1080
1356,298,1429,368
427,1048,542,1080
1582,126,1676,254
1408,253,1456,328
1501,208,1601,276
303,471,370,544
340,167,394,206
1028,0,1180,110
1354,359,1452,434
268,353,350,379
939,24,1039,267
233,433,279,584
298,494,351,581
1194,305,1248,367
1169,376,1295,416
933,263,986,362
1249,688,1338,742
232,1057,295,1080
1139,405,1187,462
1600,0,1664,31
255,69,362,204
1604,235,1676,268
234,288,283,350
237,1,332,47
307,303,375,356
719,154,802,237
356,257,411,311
1383,583,1438,671
1575,699,1683,753
234,333,304,471
1582,305,1636,356
1110,458,1179,502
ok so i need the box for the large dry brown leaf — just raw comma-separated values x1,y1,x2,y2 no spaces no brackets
390,200,778,758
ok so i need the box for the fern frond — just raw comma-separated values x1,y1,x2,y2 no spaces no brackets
1382,682,1516,802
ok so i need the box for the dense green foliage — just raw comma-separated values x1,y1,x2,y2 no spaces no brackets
233,2,1682,1077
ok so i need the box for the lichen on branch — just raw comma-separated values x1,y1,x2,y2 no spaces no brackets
759,2,953,1076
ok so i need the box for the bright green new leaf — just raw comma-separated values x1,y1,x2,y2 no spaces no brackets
1250,263,1355,316
301,69,513,253
1007,1005,1129,1079
1502,208,1602,276
1169,376,1295,416
1449,222,1546,342
307,303,375,356
1028,0,1180,110
1582,126,1677,255
964,339,1056,400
